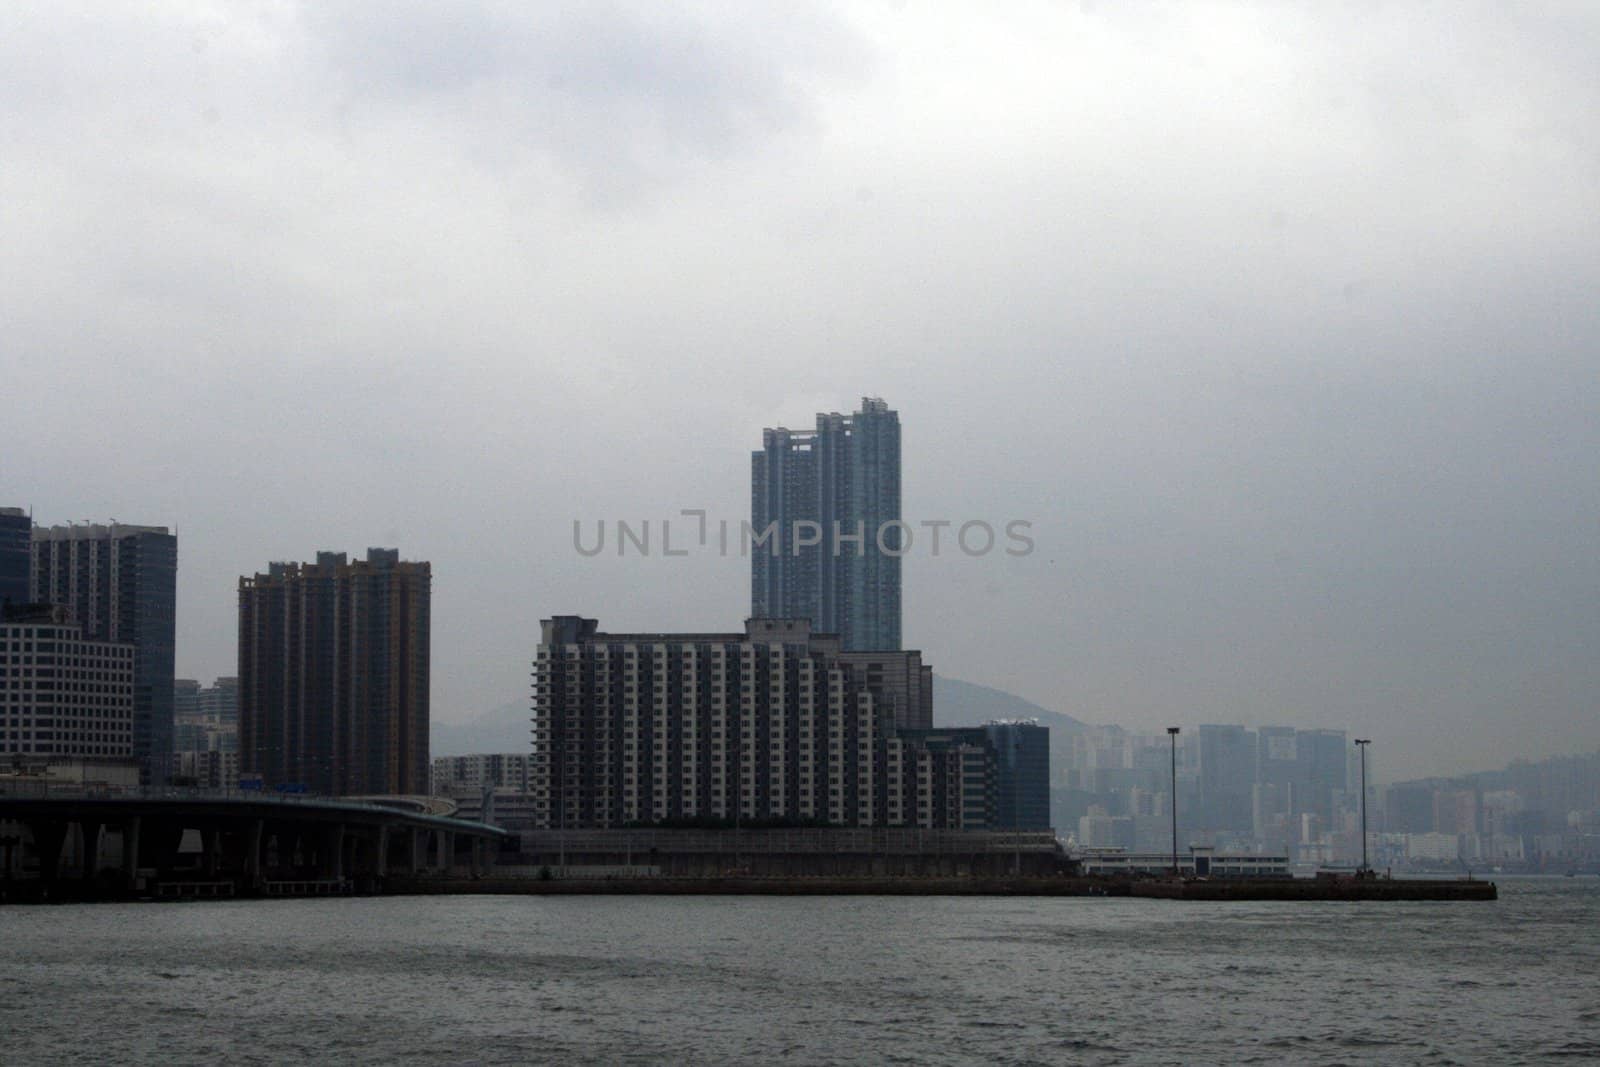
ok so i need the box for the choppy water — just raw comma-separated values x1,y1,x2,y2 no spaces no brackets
1,879,1597,1065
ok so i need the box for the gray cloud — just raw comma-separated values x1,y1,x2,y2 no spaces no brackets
2,2,1596,780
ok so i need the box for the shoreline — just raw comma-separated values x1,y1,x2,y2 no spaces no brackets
0,874,1501,904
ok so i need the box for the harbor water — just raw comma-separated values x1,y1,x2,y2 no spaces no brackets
1,878,1596,1065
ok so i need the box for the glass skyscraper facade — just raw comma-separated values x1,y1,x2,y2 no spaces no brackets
751,397,901,651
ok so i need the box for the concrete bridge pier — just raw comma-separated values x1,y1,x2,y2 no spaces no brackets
121,817,142,891
29,820,68,894
79,820,103,882
201,827,221,878
244,819,264,890
327,824,346,883
375,824,391,882
147,821,184,880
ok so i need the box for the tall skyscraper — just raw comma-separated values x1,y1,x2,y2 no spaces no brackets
752,397,901,651
31,522,177,784
0,508,30,609
238,548,430,796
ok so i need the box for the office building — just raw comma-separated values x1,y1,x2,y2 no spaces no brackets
531,616,994,831
0,507,30,608
751,397,901,651
31,522,177,784
238,548,430,796
985,720,1052,830
0,603,135,761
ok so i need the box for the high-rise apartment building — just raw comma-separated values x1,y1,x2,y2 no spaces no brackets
0,508,30,608
238,548,430,796
531,616,1001,831
752,397,902,651
31,522,177,784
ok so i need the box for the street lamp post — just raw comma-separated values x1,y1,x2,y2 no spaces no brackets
1354,739,1371,875
1167,727,1181,876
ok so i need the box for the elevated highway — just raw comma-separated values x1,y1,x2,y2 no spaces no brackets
0,784,509,901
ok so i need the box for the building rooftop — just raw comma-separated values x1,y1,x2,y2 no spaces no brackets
32,522,170,540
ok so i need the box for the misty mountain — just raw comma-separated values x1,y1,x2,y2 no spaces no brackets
432,703,530,757
933,676,1087,734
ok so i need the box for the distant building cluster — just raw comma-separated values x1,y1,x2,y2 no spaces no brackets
1063,724,1359,865
1377,762,1600,872
171,676,239,790
1063,724,1600,872
1,503,435,802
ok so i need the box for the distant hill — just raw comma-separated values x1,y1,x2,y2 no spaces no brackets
933,675,1086,734
431,702,530,757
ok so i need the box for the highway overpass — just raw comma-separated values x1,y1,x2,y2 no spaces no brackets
0,785,509,901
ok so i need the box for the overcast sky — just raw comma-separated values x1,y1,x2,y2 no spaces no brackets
5,2,1596,780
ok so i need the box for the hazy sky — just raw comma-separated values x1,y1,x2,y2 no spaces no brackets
5,3,1596,781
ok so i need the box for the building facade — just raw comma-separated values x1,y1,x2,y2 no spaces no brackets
531,616,996,831
751,397,902,651
30,522,177,784
238,548,430,796
433,753,533,795
0,604,135,762
985,720,1052,830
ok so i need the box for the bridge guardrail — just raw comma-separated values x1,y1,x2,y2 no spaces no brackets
0,782,507,832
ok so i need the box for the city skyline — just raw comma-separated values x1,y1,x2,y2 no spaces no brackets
5,452,1593,790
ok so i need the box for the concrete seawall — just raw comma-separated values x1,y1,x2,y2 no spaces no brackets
1129,878,1497,901
386,875,1497,901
